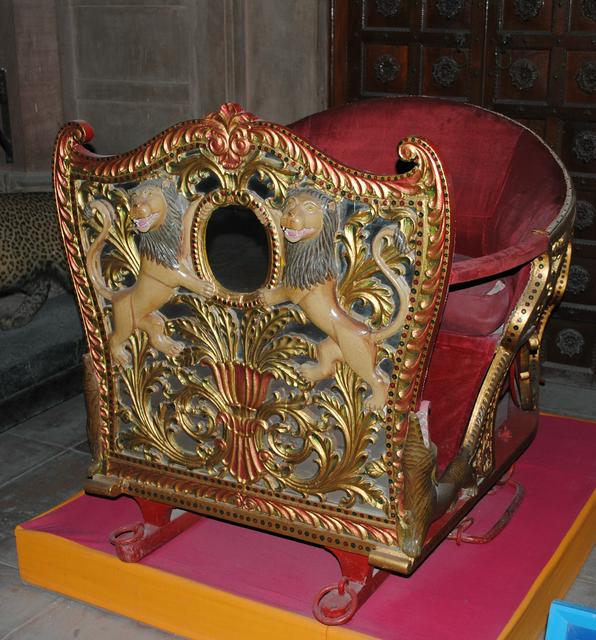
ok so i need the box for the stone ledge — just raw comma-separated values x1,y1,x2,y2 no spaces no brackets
0,293,85,430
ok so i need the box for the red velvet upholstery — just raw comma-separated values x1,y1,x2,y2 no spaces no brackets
289,98,565,278
289,98,567,464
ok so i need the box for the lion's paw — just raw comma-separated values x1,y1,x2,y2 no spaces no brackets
111,346,132,368
200,281,216,299
162,339,185,357
299,362,325,384
364,391,387,413
259,288,273,307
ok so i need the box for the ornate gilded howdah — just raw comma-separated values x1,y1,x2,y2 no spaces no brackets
53,100,574,625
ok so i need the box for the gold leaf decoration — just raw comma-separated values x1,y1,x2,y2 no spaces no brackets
277,363,388,511
338,221,413,329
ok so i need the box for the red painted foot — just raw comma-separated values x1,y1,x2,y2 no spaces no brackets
313,548,388,625
109,498,200,562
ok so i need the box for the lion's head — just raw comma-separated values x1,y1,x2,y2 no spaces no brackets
130,179,187,268
281,187,339,290
130,184,168,233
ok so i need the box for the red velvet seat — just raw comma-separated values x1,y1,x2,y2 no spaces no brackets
289,97,572,466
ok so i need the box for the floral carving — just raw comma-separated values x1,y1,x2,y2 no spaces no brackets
566,265,591,295
436,0,464,19
374,54,401,84
576,62,596,95
197,103,257,170
513,0,544,21
509,58,539,90
376,0,401,17
556,328,585,358
582,0,596,21
576,200,595,230
572,130,596,163
432,56,461,87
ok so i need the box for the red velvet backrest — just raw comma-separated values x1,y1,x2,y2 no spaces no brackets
489,131,567,254
289,97,565,259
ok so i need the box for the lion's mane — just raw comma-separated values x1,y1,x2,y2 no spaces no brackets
282,188,340,290
133,179,187,269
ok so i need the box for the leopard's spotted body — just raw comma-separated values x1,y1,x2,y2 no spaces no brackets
0,192,70,330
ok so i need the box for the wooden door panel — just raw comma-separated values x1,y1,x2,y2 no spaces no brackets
569,0,596,31
423,0,473,30
575,189,596,241
562,120,596,174
362,42,410,95
494,49,552,103
502,0,555,32
421,46,472,98
564,50,596,105
364,0,412,29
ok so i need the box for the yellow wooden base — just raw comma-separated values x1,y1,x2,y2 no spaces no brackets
16,490,595,640
15,513,369,640
498,489,596,640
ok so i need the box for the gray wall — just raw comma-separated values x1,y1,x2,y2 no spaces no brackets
0,0,328,188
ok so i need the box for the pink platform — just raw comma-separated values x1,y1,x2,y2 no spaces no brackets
21,415,596,639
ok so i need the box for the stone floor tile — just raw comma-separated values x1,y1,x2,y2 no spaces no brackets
3,598,181,639
12,395,87,449
0,450,90,567
73,439,90,454
0,434,63,487
539,381,596,421
564,577,596,608
0,562,60,637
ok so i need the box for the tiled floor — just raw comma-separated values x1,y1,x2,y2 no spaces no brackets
0,395,594,639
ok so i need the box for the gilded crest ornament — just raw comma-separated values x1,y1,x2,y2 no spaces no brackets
374,54,401,84
513,0,544,21
431,56,461,87
509,58,539,90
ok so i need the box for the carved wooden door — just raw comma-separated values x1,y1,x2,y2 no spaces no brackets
330,0,596,388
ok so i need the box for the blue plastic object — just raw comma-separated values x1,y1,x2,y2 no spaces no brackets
546,600,596,640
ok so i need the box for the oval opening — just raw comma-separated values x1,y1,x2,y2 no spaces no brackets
205,205,269,292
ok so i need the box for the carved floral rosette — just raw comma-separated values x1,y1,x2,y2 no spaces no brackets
53,104,451,562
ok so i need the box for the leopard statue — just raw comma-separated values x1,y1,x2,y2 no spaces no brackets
0,192,71,330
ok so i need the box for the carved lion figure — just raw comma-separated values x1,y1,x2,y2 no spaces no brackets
261,187,411,410
86,179,214,366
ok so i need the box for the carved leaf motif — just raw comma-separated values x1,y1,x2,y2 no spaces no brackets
279,364,388,510
365,459,387,478
241,306,312,386
338,223,410,329
173,294,238,367
117,332,188,464
80,184,140,288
